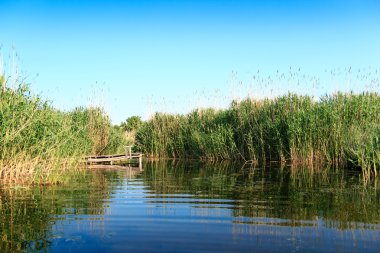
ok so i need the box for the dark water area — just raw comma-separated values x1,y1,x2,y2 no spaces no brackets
1,161,379,253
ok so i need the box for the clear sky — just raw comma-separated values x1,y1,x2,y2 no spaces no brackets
1,0,379,123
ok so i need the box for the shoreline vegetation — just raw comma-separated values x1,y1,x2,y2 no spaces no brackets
135,92,380,180
0,80,126,185
1,67,380,185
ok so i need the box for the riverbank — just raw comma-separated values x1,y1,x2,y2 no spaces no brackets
0,82,126,185
136,92,380,179
2,69,380,185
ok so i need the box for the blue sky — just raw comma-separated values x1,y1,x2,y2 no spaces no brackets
1,0,379,123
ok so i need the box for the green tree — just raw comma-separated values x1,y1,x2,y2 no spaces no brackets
121,116,143,131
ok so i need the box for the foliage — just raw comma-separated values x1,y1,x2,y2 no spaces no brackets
136,92,380,178
0,82,125,185
120,116,143,132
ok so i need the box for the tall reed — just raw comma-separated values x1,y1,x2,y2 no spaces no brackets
0,82,125,185
136,92,380,179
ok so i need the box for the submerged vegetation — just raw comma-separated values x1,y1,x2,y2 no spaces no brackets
0,78,126,185
136,93,380,179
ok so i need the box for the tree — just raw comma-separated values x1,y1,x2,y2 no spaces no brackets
120,116,142,132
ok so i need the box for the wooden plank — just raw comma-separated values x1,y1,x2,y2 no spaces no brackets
87,157,129,163
85,153,142,159
84,151,143,168
86,156,141,162
85,154,125,159
85,153,143,164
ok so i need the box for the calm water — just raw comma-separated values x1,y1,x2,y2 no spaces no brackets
1,161,379,253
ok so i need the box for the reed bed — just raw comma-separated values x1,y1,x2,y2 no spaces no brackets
0,82,126,185
136,92,380,179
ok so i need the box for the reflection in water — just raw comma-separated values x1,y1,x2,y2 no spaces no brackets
0,163,379,252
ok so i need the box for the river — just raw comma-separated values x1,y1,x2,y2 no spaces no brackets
1,161,379,252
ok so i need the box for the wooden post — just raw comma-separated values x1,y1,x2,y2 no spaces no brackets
139,154,142,171
126,145,132,158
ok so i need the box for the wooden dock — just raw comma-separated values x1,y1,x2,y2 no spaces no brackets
85,146,143,169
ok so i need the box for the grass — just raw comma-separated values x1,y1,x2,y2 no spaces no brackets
136,92,380,179
0,79,126,186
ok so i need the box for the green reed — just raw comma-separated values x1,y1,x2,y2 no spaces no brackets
0,82,126,185
136,92,380,178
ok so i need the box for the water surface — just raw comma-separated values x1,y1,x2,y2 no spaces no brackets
1,161,379,252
